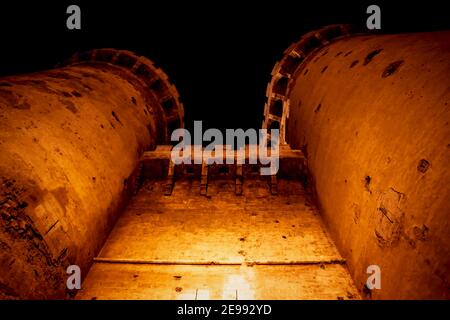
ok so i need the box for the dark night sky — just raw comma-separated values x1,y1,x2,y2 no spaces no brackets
0,1,449,131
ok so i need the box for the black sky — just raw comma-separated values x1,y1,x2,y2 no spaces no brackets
0,1,449,131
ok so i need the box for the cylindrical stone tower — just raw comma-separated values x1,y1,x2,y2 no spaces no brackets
264,25,450,299
0,49,183,299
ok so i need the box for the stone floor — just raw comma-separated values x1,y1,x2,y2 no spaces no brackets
76,179,360,300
